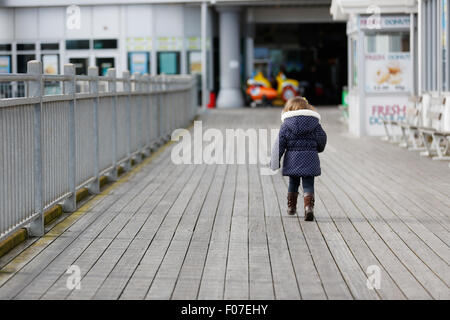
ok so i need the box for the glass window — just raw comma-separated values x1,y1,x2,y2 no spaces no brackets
42,54,59,75
17,43,35,51
0,55,11,73
41,43,59,50
66,40,90,50
96,57,115,76
93,39,118,50
366,32,410,53
188,51,201,75
17,54,36,73
0,44,12,51
128,52,150,75
157,52,180,75
69,58,89,75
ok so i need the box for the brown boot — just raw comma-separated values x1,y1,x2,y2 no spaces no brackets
287,192,299,215
304,192,315,221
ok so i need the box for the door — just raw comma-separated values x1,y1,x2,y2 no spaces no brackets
96,57,115,76
69,58,89,75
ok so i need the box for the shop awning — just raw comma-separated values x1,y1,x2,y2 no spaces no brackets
330,0,417,21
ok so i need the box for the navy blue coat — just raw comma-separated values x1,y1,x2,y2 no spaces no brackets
270,109,327,177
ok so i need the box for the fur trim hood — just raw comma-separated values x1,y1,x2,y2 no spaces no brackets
281,109,321,123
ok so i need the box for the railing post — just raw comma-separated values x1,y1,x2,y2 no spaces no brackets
143,73,152,155
133,72,143,162
157,76,164,145
88,66,100,194
149,76,158,150
106,68,118,181
163,75,170,142
28,60,44,237
62,64,77,213
123,70,132,171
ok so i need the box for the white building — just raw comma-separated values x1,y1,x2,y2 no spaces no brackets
0,0,346,108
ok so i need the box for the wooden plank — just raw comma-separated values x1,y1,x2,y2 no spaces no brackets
224,164,249,300
247,165,275,300
259,173,301,300
39,161,186,300
329,131,450,229
321,169,448,299
198,165,237,299
324,155,450,281
327,141,450,244
171,165,227,300
144,165,217,299
316,181,407,300
0,151,171,294
119,164,205,299
270,173,327,299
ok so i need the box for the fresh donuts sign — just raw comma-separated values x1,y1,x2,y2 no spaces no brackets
365,53,410,92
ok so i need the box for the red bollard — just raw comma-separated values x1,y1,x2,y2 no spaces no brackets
207,92,216,108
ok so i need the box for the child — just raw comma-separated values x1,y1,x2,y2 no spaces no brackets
270,96,327,221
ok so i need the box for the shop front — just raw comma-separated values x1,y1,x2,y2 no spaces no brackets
346,14,414,136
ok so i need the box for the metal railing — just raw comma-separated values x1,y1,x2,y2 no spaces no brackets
0,60,197,241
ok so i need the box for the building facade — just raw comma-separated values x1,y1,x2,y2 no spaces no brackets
0,0,344,108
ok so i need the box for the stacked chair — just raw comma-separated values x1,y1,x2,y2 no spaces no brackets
382,93,450,167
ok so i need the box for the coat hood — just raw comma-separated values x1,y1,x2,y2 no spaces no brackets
281,109,321,136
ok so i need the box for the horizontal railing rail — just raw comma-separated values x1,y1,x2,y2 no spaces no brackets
0,60,197,241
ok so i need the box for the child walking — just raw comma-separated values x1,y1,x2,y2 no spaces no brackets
270,96,327,221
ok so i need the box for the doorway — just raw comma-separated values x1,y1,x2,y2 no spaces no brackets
253,23,347,105
96,57,115,76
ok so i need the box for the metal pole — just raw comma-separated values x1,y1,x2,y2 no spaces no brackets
88,66,100,194
107,68,118,181
418,0,423,95
133,72,143,162
123,70,132,171
438,0,442,94
144,73,152,155
410,12,415,97
62,63,77,213
28,60,44,237
201,1,208,111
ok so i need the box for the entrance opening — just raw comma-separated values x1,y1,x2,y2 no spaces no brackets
96,57,115,76
254,23,347,105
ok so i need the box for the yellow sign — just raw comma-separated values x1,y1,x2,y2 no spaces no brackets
157,37,183,51
126,37,152,51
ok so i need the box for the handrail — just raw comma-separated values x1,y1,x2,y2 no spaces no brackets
0,60,198,241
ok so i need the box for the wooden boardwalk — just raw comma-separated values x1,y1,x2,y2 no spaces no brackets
0,107,449,300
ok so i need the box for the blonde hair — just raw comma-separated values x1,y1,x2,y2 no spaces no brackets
282,96,315,113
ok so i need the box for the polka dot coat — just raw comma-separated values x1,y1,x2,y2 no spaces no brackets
270,109,327,177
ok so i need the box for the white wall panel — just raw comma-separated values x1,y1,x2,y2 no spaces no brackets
15,8,38,40
184,6,200,37
126,5,152,37
39,7,65,39
0,9,14,41
155,5,183,37
92,6,120,38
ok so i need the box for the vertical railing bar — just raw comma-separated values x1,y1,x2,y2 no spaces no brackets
28,60,44,236
88,67,100,194
62,63,77,213
107,68,118,181
133,72,143,162
123,70,132,171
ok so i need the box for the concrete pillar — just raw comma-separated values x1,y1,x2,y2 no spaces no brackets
216,7,244,108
